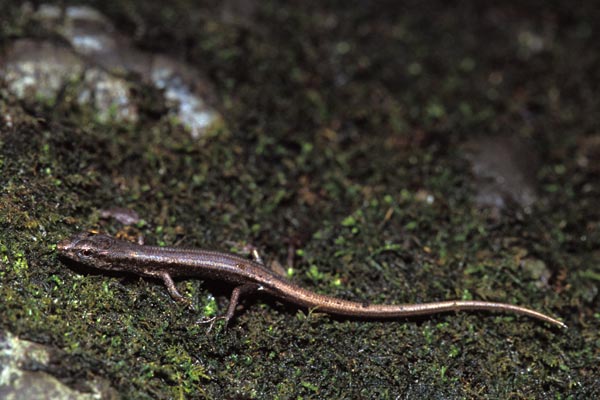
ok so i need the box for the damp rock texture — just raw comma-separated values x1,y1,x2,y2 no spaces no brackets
1,4,223,137
464,134,540,213
1,38,138,123
0,331,118,400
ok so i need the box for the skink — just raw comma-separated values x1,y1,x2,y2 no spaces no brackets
57,232,566,328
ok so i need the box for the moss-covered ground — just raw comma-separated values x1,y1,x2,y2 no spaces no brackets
1,1,598,398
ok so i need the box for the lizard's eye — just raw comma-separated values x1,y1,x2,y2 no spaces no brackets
79,249,93,257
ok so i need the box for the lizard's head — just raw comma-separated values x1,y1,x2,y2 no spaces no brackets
57,232,116,269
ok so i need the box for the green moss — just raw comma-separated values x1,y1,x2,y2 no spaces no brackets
0,0,598,398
